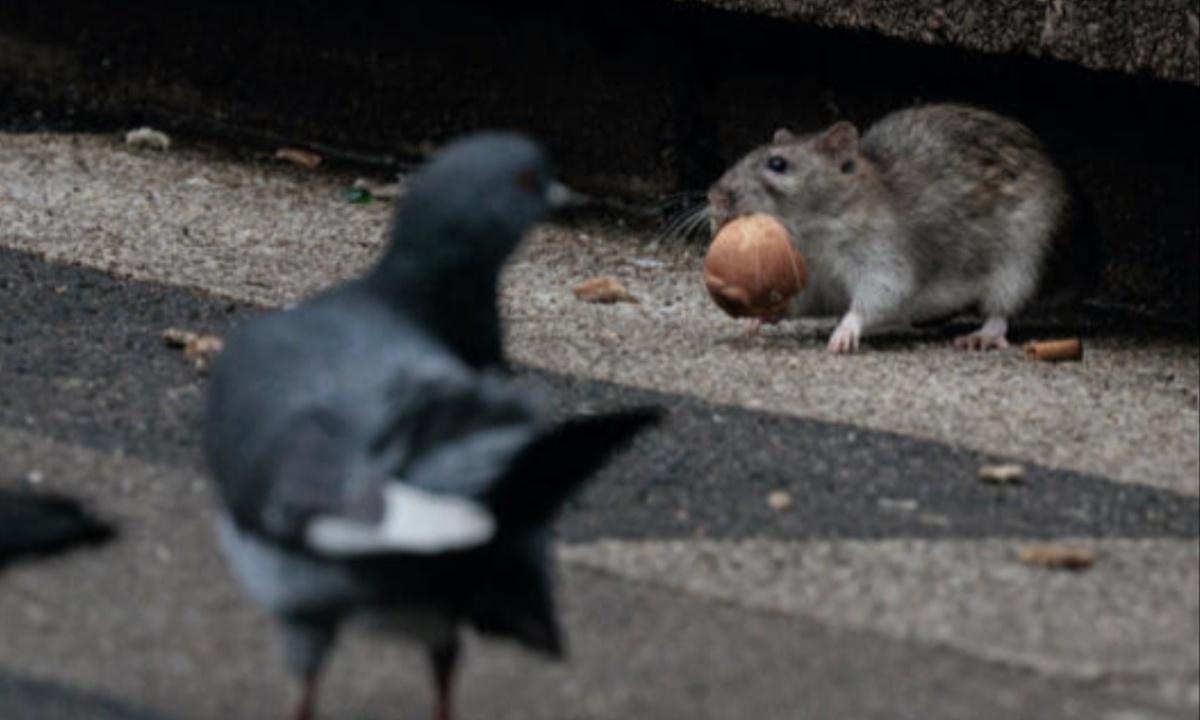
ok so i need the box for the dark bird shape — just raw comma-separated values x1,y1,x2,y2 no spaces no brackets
203,132,661,720
0,490,114,570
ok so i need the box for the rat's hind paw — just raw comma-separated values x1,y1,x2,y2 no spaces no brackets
954,317,1010,351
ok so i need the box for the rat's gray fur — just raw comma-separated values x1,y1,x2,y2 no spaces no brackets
709,104,1073,352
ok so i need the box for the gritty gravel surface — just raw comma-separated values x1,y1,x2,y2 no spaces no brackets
1,131,1196,494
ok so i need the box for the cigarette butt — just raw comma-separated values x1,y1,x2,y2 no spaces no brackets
275,147,323,169
1016,545,1095,570
1023,338,1082,362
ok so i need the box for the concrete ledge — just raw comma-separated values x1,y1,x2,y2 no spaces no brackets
676,0,1200,85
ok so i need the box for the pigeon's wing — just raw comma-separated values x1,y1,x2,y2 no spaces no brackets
0,491,114,568
222,355,538,559
395,369,543,495
225,403,498,558
303,365,542,557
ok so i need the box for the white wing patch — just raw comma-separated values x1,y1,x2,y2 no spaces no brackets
306,483,496,557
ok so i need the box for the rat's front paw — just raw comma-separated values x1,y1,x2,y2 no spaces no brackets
827,313,862,354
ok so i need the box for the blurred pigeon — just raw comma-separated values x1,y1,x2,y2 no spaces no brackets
204,132,660,720
0,490,114,570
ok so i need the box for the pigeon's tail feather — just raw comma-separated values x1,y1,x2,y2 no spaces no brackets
0,491,115,568
485,407,663,528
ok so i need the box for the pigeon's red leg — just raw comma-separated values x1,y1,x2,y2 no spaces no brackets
291,678,318,720
431,642,460,720
745,318,764,337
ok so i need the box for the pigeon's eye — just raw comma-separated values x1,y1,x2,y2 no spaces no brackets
514,167,541,194
766,156,790,174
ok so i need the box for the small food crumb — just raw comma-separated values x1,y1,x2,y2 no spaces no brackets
184,335,225,374
979,464,1026,485
275,147,323,169
162,327,198,348
352,177,405,200
767,490,794,511
597,329,621,346
1016,545,1095,571
124,127,172,151
573,277,638,304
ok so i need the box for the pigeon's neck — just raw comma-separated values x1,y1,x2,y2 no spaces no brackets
369,255,505,370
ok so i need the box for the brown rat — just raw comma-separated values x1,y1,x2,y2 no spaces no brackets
708,104,1086,353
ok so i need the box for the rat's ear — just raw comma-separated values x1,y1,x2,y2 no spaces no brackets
772,128,797,144
816,121,859,167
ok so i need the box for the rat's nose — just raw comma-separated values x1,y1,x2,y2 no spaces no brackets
708,188,738,213
708,188,738,230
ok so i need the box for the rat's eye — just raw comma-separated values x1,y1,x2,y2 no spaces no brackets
766,156,790,174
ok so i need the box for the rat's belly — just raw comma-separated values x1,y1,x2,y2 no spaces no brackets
908,280,983,322
786,274,848,318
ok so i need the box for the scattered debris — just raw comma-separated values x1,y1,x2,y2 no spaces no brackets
1023,338,1083,362
597,329,621,346
352,177,405,200
767,490,794,511
184,335,225,374
627,257,666,269
879,498,920,512
26,470,44,486
162,327,197,348
1017,545,1095,571
573,277,638,304
979,463,1026,485
275,147,323,169
124,127,172,151
163,328,223,373
340,187,373,205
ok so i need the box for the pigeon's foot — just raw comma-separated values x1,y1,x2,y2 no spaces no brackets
291,683,317,720
954,316,1009,352
432,642,460,720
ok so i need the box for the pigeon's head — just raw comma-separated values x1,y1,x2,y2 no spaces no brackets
389,132,567,270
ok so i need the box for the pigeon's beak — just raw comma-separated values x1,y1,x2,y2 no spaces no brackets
545,180,589,212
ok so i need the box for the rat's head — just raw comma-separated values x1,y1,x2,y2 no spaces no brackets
708,122,866,234
386,132,563,272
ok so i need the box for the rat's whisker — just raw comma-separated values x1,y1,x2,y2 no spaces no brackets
655,208,694,244
666,205,710,243
684,207,712,239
